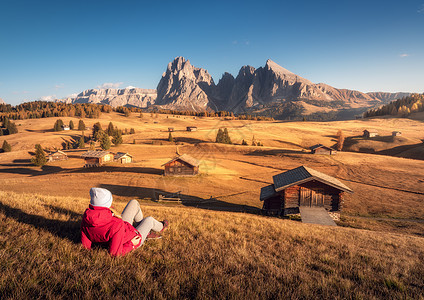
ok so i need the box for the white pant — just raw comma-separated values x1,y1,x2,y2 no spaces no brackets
121,199,163,244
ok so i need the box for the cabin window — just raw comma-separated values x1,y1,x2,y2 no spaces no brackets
169,167,174,172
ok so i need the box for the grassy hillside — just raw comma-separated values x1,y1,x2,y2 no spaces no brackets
1,191,423,299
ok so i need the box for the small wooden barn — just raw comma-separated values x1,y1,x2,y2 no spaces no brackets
47,150,68,162
310,144,337,155
260,166,353,215
61,125,70,131
80,150,114,167
392,131,402,137
168,127,174,132
186,126,197,132
114,152,133,164
363,129,378,138
162,154,200,176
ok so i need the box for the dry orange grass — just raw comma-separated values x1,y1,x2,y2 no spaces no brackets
1,190,423,299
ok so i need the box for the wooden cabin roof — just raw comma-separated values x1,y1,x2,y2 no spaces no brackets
260,184,276,201
80,150,111,158
114,152,133,160
272,166,353,193
162,154,200,167
310,144,335,151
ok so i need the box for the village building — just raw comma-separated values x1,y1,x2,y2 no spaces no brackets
114,152,133,164
260,166,353,216
392,131,402,137
310,144,337,155
162,154,200,176
61,125,70,131
363,129,378,138
186,126,197,132
168,127,174,132
47,150,68,162
80,150,114,167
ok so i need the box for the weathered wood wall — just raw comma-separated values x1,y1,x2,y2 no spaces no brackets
164,160,198,176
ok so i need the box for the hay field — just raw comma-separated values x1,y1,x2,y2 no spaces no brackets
0,190,423,299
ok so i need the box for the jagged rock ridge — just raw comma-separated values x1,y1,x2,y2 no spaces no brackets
0,98,5,105
61,88,156,108
58,57,410,119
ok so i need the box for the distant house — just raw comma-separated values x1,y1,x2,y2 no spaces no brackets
114,152,133,164
260,166,353,216
310,144,336,155
47,150,68,162
363,129,378,138
392,131,402,137
168,127,174,132
186,126,197,132
80,150,114,167
62,125,70,131
162,154,200,176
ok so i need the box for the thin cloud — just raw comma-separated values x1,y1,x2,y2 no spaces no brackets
97,82,123,89
67,93,78,98
399,53,409,58
125,85,137,89
418,4,424,13
12,90,29,94
55,83,65,89
39,95,57,101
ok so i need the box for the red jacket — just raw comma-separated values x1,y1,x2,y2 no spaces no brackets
81,205,142,256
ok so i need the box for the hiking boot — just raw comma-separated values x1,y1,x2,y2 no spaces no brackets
146,231,162,240
160,220,169,232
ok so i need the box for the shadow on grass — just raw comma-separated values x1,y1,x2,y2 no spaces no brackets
99,183,261,215
0,202,81,244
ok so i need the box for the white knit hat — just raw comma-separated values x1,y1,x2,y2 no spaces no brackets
90,187,113,208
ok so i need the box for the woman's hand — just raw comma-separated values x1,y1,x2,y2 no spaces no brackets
131,236,141,246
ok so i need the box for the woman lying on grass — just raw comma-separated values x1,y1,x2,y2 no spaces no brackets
81,187,168,257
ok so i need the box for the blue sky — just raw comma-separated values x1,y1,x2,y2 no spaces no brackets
1,0,423,105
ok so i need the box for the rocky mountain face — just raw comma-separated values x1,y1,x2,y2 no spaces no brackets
58,57,410,119
61,88,156,108
156,57,217,111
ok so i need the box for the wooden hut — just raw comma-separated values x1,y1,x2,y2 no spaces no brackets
168,127,174,132
363,129,378,138
186,126,197,132
61,125,70,131
260,166,353,215
47,150,68,162
162,154,200,176
310,144,336,155
392,131,402,137
114,152,133,164
80,150,114,167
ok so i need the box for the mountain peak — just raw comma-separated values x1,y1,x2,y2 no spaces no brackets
265,59,294,75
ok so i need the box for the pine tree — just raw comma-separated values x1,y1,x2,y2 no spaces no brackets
92,122,102,140
216,129,223,143
77,120,85,131
6,121,18,134
99,131,111,150
241,139,248,145
168,132,173,142
31,144,47,166
78,135,85,149
223,128,232,144
112,130,123,146
69,120,74,130
54,119,64,131
2,140,11,152
129,128,135,134
107,122,114,136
